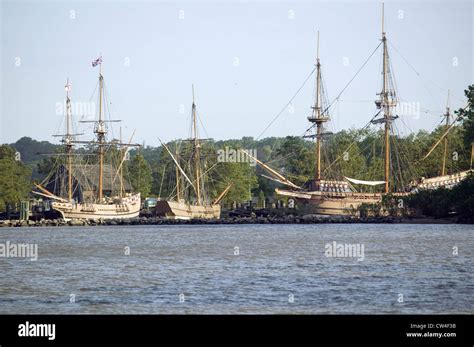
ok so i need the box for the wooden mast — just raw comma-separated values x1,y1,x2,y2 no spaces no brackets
422,102,470,161
65,78,73,201
315,31,322,181
441,90,450,176
97,57,105,202
307,31,329,184
381,3,392,194
119,126,124,197
192,85,202,205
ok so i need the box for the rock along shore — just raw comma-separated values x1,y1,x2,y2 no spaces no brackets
0,215,460,227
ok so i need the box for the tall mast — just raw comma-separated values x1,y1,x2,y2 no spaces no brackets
192,85,202,204
372,3,397,193
96,58,105,202
441,90,450,176
65,78,73,201
119,126,124,197
79,55,137,202
307,31,329,183
381,3,394,194
315,31,322,181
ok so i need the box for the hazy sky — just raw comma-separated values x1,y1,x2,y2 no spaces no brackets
1,0,472,147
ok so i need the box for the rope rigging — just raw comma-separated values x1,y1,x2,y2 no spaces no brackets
256,66,317,140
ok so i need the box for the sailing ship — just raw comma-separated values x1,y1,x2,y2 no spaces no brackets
412,91,473,190
243,4,471,216
33,58,141,220
242,21,392,215
155,86,231,219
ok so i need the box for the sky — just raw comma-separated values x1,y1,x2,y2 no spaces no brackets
1,0,472,147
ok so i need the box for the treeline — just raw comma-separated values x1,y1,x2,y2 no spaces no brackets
406,175,474,222
0,86,473,214
0,145,32,212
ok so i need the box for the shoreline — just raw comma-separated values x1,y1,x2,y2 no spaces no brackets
0,215,465,227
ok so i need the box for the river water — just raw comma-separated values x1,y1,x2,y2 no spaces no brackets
0,224,472,314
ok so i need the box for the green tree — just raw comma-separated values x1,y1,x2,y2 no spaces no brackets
257,190,265,208
451,174,474,221
457,85,474,151
211,161,258,205
0,145,32,213
406,174,474,222
325,129,367,182
127,152,153,198
276,136,314,186
11,137,59,164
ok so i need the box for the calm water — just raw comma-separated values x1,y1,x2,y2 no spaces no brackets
0,224,473,314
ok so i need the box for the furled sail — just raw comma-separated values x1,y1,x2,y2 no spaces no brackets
415,169,472,190
344,177,385,186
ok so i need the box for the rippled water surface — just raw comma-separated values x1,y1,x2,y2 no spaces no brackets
0,224,473,314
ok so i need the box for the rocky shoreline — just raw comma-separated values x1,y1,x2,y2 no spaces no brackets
0,215,460,227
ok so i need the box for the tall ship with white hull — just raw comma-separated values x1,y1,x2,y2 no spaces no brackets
155,86,231,219
410,91,472,191
245,5,471,216
33,57,141,220
275,25,389,215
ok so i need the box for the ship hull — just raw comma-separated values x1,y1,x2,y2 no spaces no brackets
52,193,141,221
414,170,472,190
276,188,382,216
156,200,221,219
